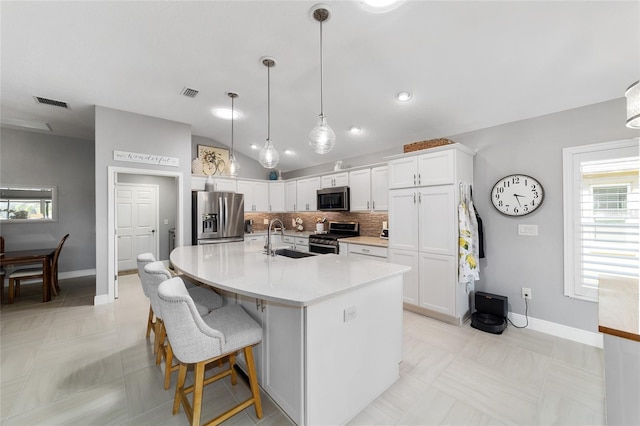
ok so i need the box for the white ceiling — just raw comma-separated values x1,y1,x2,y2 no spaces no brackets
2,1,638,172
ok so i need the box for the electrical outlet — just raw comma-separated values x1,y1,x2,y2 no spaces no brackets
263,218,269,225
344,305,357,322
521,287,532,299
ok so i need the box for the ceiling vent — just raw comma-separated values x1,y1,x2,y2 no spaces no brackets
33,96,70,109
181,87,199,98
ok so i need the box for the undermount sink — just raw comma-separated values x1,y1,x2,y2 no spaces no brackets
275,248,316,259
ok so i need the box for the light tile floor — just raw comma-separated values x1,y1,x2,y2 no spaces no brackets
1,275,606,425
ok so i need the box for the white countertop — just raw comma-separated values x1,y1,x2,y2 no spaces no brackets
338,236,389,248
170,241,409,307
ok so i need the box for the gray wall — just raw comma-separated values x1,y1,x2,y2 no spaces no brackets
192,135,268,180
0,127,96,272
95,106,192,298
116,174,177,261
450,98,638,331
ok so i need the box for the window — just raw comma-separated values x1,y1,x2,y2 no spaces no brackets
563,139,639,301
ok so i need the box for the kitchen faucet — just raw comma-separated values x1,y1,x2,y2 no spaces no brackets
265,218,285,256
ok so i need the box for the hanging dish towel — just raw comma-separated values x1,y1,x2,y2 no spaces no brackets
459,202,479,284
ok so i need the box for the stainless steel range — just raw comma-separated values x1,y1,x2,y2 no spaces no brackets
308,221,359,254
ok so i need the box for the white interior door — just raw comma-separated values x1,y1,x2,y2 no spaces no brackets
116,183,158,271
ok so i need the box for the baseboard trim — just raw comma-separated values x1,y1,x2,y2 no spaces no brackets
509,312,603,348
94,294,111,305
59,269,96,280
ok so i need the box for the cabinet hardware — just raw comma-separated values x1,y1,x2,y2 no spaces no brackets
367,201,370,209
413,193,416,203
256,299,261,311
362,248,370,253
261,299,266,312
418,193,422,203
418,173,421,185
413,174,416,185
372,201,375,209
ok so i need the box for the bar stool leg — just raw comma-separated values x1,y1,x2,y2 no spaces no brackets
146,305,155,338
192,361,206,426
244,346,263,419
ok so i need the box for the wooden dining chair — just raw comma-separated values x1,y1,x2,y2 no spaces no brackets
8,233,69,303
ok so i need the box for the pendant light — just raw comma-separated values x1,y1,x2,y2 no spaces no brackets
308,5,336,154
625,80,640,129
259,57,280,169
227,92,241,176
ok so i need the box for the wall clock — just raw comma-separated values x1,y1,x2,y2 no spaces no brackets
490,174,544,216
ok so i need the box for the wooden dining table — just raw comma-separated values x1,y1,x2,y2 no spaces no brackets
1,248,56,303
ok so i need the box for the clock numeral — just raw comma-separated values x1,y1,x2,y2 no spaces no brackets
531,184,537,190
512,176,520,184
533,191,539,199
498,200,503,207
514,207,519,214
531,199,535,206
497,187,504,194
503,181,510,188
523,205,529,212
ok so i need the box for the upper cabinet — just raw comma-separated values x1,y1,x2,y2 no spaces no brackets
285,181,297,212
348,166,388,212
388,144,473,189
297,177,321,211
237,180,269,212
321,172,349,188
269,182,285,212
348,169,371,211
371,166,389,211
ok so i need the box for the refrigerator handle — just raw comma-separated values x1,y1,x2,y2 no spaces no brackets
220,195,226,237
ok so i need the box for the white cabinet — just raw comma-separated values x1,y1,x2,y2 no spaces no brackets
294,236,309,252
191,176,237,192
235,296,304,424
388,249,419,305
349,166,388,212
348,243,387,259
388,148,457,189
297,177,321,211
321,172,349,188
237,180,269,212
388,144,474,324
269,182,285,212
371,166,389,211
283,235,309,252
285,181,297,212
349,169,371,211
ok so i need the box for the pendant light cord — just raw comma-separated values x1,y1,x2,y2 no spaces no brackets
267,62,271,141
231,95,235,155
319,17,324,117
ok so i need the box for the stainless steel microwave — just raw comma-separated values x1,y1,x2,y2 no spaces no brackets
317,186,350,211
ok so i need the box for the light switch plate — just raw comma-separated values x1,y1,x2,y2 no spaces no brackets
518,224,538,236
344,305,357,322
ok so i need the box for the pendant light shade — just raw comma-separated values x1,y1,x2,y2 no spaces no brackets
625,80,640,129
309,5,336,154
259,58,279,169
227,92,241,177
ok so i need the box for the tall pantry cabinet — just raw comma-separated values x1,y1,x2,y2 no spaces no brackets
387,144,474,325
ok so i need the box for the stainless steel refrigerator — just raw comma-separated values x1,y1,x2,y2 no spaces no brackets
192,191,244,244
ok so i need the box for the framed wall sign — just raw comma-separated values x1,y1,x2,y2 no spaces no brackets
197,145,229,176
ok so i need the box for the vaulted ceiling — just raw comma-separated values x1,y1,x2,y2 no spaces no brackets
2,1,638,172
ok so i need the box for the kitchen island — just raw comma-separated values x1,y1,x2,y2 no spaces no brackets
170,241,410,425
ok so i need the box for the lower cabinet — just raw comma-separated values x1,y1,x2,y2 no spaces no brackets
389,248,459,319
283,235,309,252
236,295,304,424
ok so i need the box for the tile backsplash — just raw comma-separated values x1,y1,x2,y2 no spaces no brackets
245,211,388,237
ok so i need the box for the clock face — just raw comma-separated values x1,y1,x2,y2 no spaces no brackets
491,174,544,216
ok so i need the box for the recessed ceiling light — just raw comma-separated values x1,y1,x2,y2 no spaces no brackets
349,126,362,134
361,0,404,13
250,144,259,150
396,91,412,102
211,107,242,120
284,149,295,155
